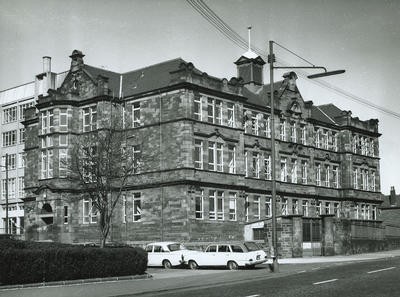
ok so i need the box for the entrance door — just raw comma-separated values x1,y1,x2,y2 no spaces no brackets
302,218,322,256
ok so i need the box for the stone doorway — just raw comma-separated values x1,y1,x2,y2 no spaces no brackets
302,218,322,256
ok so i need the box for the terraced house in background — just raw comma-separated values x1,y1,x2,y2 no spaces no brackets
20,49,383,257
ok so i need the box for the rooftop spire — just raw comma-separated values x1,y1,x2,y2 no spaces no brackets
242,26,258,59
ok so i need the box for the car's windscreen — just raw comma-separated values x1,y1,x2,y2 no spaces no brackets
243,242,261,251
167,243,186,251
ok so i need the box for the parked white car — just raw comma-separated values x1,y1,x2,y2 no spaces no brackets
186,242,268,270
145,242,198,269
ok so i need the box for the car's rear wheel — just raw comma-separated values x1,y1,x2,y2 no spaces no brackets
227,261,238,270
188,260,198,270
163,260,172,269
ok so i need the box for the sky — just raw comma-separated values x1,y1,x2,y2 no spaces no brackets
0,0,399,194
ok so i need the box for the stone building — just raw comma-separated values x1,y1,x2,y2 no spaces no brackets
380,186,400,249
23,49,383,257
0,65,66,236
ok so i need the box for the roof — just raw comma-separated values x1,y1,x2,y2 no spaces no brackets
83,64,121,96
121,58,197,98
241,81,285,108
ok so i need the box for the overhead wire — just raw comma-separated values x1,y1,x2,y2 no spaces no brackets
186,0,400,120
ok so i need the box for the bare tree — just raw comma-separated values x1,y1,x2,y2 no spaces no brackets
67,102,140,247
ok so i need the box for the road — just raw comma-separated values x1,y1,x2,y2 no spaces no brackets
0,257,398,297
134,257,400,297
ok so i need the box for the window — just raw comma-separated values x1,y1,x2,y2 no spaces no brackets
209,190,216,220
325,165,330,187
301,161,308,184
353,135,358,153
194,96,203,121
208,142,223,172
2,178,16,199
133,145,141,173
228,145,236,173
292,199,299,215
322,130,329,149
227,103,235,127
195,191,204,219
353,168,359,189
333,166,339,188
371,171,376,191
302,200,309,217
280,158,287,182
42,135,53,148
372,205,377,220
231,245,244,253
315,129,321,148
355,204,360,219
133,192,142,222
229,192,237,221
281,198,288,215
316,163,321,186
251,112,260,135
325,202,331,214
17,153,25,168
59,134,68,146
59,149,68,178
19,129,25,143
245,151,248,177
334,203,340,218
245,195,249,222
41,109,54,134
206,245,217,252
252,153,260,178
218,245,230,253
217,191,224,220
265,116,271,138
194,139,203,169
332,132,338,151
361,169,369,190
2,130,17,147
83,106,97,132
290,123,297,142
253,196,260,220
316,201,322,216
19,102,35,120
18,177,24,198
369,139,375,157
122,194,127,223
265,196,271,217
59,108,68,131
2,154,16,170
291,159,298,183
280,120,287,141
209,190,224,220
300,125,307,145
41,149,53,179
64,206,68,224
361,137,366,155
132,102,141,127
3,106,17,123
207,98,222,125
83,198,98,224
264,155,271,180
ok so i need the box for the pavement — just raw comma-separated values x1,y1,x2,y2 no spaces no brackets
278,248,400,264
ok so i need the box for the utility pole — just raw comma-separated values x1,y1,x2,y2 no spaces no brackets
268,41,279,272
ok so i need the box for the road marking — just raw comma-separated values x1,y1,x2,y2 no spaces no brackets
297,270,307,273
367,267,396,274
313,279,338,285
244,295,260,297
311,267,320,270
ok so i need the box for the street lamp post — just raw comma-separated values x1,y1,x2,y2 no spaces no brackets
267,40,345,272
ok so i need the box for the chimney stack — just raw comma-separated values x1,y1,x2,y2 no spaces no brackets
390,186,396,206
43,56,51,73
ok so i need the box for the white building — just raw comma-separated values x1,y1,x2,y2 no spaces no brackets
0,57,66,236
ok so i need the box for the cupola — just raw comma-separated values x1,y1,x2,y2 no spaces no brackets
234,27,265,86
